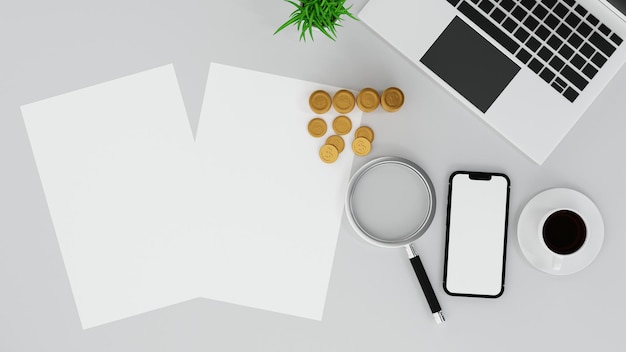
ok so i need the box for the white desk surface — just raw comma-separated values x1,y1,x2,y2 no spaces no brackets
1,1,625,350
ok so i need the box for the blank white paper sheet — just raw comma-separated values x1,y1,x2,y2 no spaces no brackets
21,63,362,328
22,65,203,329
195,63,362,320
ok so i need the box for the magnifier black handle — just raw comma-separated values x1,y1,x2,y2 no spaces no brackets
407,246,445,324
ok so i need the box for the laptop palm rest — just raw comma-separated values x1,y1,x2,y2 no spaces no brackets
420,17,521,113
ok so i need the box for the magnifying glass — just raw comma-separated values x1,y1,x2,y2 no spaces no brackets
345,156,445,324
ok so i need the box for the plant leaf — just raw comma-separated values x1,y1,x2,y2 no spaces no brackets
317,23,336,41
274,14,302,35
308,21,314,41
285,0,302,9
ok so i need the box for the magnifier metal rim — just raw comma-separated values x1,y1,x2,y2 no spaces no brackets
345,156,436,248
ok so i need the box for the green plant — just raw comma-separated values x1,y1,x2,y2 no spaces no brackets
274,0,358,42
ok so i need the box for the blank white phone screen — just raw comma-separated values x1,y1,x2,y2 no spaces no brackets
445,173,509,296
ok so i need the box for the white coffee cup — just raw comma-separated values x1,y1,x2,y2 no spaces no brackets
538,208,587,271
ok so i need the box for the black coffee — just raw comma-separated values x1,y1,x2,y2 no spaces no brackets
542,210,586,255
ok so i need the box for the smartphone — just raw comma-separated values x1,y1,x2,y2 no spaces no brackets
443,171,510,298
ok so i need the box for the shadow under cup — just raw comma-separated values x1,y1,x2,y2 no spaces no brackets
542,210,587,255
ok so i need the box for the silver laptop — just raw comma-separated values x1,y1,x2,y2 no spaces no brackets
360,0,626,164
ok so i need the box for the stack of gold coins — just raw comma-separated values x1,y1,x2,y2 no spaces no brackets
352,126,374,157
381,87,404,112
326,135,345,153
333,89,355,114
319,115,352,163
356,88,380,112
319,135,346,164
308,115,352,164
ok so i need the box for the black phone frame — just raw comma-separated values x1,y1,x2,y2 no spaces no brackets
442,171,511,298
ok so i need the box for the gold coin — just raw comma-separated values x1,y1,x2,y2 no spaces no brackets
356,88,380,112
307,118,327,137
325,135,345,153
332,115,352,135
333,89,355,114
352,137,372,156
381,87,404,112
355,126,375,142
319,144,339,163
309,90,332,114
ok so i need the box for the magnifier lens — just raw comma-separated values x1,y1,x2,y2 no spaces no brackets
351,163,431,243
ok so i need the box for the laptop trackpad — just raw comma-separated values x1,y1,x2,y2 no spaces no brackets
420,17,520,113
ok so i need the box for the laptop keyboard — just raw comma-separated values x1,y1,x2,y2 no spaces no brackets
447,0,623,102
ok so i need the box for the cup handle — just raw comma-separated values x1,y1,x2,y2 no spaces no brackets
552,256,563,271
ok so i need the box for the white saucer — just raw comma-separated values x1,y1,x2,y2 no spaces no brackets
517,188,604,275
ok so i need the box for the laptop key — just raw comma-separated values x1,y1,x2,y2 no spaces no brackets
538,46,553,61
551,82,565,93
448,0,462,6
544,14,560,29
515,27,530,42
517,48,532,63
591,52,607,68
535,25,551,40
562,0,575,6
541,0,557,9
610,33,623,46
586,14,599,26
567,33,584,48
582,63,598,79
561,65,589,90
564,13,581,28
553,3,569,18
520,0,536,10
528,58,544,73
501,0,515,11
539,67,556,83
589,32,616,56
563,87,579,102
574,4,587,16
532,4,549,19
580,43,595,58
556,23,572,39
547,35,563,50
523,16,540,31
549,56,565,71
512,6,528,21
491,8,507,23
457,2,520,53
558,43,574,59
479,0,495,13
598,24,611,36
555,77,567,87
527,36,541,52
503,17,518,33
570,54,586,69
577,22,592,38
